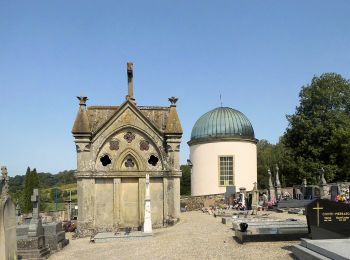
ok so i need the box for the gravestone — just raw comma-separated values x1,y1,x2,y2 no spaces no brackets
28,189,41,236
304,186,320,200
306,199,350,239
225,186,236,205
0,166,17,260
293,186,303,200
330,185,339,201
17,188,50,259
43,222,69,251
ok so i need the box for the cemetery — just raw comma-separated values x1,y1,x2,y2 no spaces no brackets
1,64,350,260
3,0,350,258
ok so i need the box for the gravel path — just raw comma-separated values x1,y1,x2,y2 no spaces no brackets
50,211,303,260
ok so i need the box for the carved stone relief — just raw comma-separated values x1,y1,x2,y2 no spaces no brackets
139,140,149,151
124,131,135,143
109,140,119,150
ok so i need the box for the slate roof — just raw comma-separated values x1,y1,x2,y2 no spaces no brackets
73,103,182,135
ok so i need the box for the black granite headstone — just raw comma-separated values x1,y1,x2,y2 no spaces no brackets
306,199,350,239
304,187,313,199
330,185,339,201
247,194,252,210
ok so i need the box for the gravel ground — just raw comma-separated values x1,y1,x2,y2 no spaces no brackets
49,211,305,260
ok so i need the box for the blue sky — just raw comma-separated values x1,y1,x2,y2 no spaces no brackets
1,1,350,176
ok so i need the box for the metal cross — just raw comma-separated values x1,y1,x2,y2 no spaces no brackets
312,202,324,227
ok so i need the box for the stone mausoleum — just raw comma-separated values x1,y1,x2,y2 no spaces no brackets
72,63,182,235
188,107,257,196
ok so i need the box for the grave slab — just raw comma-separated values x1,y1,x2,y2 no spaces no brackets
292,238,350,260
233,217,308,243
235,223,309,243
93,231,152,243
277,199,314,208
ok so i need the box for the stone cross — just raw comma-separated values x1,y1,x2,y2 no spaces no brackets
31,189,40,221
127,62,135,101
28,188,43,237
312,202,324,227
0,166,9,196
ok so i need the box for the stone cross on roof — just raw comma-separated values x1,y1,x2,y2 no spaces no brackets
127,62,135,101
0,166,9,195
31,189,40,220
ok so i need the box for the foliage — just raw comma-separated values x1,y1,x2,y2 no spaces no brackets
180,165,191,195
21,167,39,213
8,168,76,212
50,187,62,203
257,140,276,189
283,73,350,184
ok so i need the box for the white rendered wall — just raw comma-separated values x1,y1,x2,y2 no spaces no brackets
190,141,257,196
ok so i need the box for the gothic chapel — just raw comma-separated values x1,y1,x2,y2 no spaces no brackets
72,63,183,236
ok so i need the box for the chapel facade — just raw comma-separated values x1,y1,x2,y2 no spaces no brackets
72,63,182,236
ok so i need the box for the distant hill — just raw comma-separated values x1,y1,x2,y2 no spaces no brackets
6,169,77,209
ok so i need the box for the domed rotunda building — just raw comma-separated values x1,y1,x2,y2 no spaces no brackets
188,107,258,196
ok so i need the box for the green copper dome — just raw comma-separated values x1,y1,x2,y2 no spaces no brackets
190,107,255,143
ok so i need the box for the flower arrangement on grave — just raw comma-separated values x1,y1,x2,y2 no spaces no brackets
267,197,277,207
336,194,346,203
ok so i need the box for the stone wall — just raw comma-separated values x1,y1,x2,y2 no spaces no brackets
180,194,225,211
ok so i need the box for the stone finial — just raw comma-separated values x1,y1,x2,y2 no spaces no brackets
77,96,88,106
275,165,281,187
320,168,327,185
165,96,182,134
302,178,307,187
0,166,9,195
268,168,273,187
168,96,178,107
72,96,91,135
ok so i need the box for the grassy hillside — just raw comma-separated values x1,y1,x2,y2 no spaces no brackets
6,169,77,212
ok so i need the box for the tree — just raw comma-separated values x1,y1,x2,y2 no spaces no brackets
283,73,350,183
257,140,276,189
21,167,40,213
180,165,191,195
